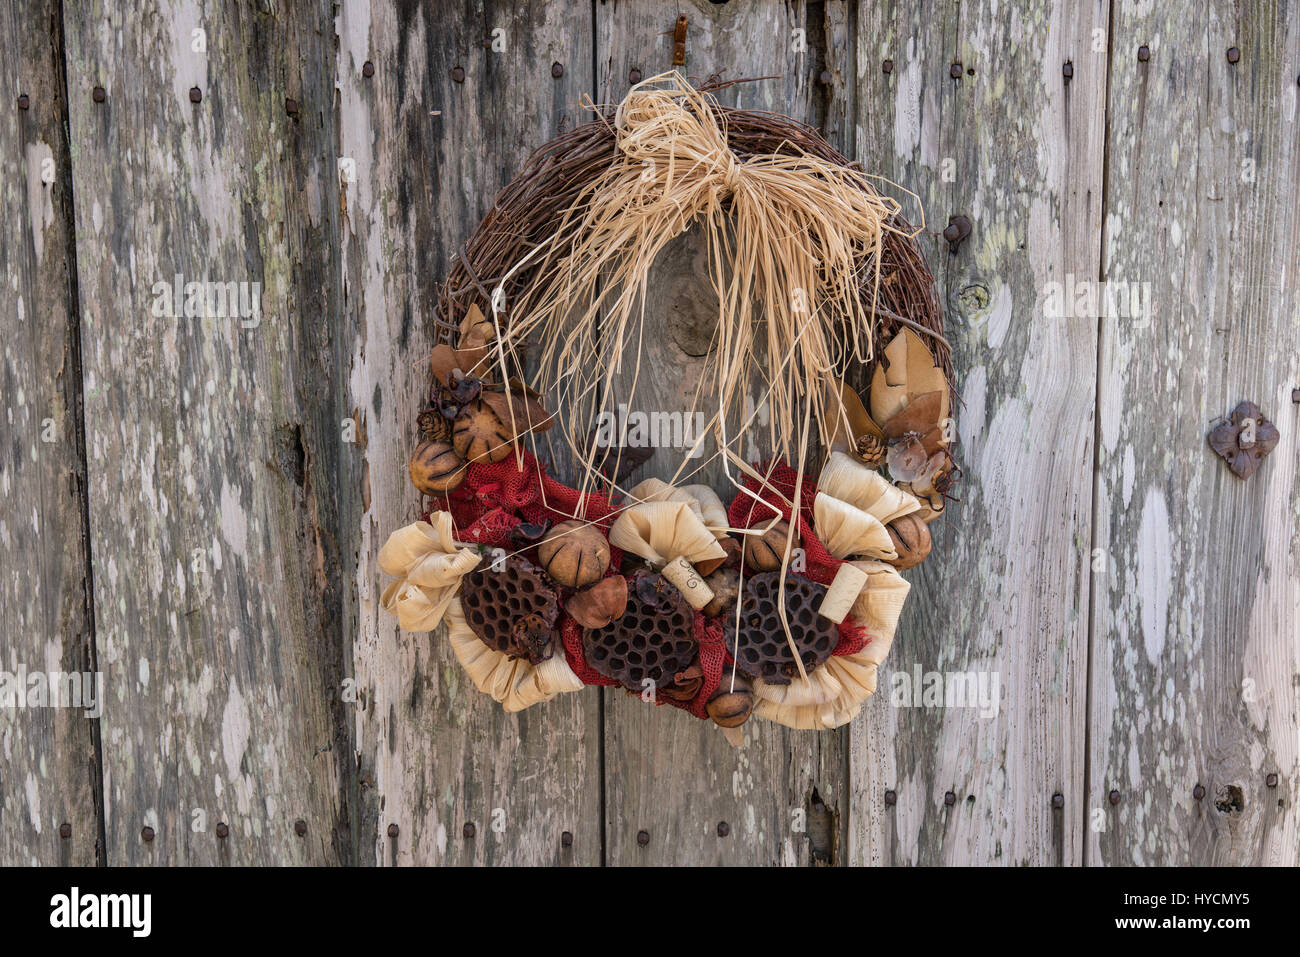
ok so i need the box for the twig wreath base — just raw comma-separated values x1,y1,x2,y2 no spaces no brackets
381,75,957,742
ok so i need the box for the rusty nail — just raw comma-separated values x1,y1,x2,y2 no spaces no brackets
284,97,298,116
1193,784,1206,800
636,829,650,847
944,791,956,806
1051,792,1065,809
387,823,399,838
462,822,475,839
716,821,730,837
1291,388,1299,404
1062,61,1074,82
451,66,465,84
59,822,72,839
819,69,833,86
561,830,573,848
215,822,229,838
141,826,155,842
551,62,564,79
882,59,893,74
294,819,307,836
1108,789,1121,806
92,85,106,103
1226,47,1240,64
1266,773,1278,788
189,86,202,104
944,214,972,253
1137,45,1150,62
949,62,963,79
629,68,642,84
362,60,375,78
884,789,897,806
17,94,30,110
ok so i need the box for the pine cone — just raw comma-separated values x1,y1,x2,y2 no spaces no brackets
855,432,885,466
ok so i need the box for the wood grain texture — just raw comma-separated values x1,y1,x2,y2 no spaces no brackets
595,0,851,866
344,0,602,866
1087,1,1299,865
61,0,353,864
0,0,101,867
849,0,1108,865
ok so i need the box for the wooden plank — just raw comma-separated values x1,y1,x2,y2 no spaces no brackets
595,0,852,866
1087,3,1299,866
849,0,1108,864
0,0,101,867
344,1,603,865
62,0,353,864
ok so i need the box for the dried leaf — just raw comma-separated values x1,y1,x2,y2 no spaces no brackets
825,378,883,452
881,390,946,453
431,343,491,386
458,303,495,348
869,329,948,426
482,385,555,437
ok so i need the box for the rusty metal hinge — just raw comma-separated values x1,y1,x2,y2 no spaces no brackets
672,15,688,67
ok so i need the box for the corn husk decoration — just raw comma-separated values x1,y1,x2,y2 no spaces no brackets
819,451,921,526
444,599,583,712
813,492,896,561
379,513,482,631
608,500,726,568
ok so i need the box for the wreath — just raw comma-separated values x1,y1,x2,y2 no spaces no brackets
379,75,956,743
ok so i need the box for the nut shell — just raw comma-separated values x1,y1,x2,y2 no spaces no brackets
743,520,799,571
706,672,754,727
701,566,740,618
408,439,466,495
886,513,931,570
452,399,513,463
537,520,610,588
565,575,628,629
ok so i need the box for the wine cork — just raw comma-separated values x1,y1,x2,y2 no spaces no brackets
661,555,714,610
818,562,869,623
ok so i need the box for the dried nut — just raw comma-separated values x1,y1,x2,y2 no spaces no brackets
408,439,466,494
452,398,514,463
565,575,628,628
743,520,799,572
701,566,740,618
537,520,611,588
885,513,931,570
706,673,754,728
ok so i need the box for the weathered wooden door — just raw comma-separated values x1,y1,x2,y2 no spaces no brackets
2,0,1295,866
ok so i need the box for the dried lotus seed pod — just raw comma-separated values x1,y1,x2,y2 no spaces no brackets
408,439,466,495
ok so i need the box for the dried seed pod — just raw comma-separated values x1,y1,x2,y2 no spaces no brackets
855,432,886,466
886,513,932,570
730,572,839,685
408,439,466,495
702,566,740,618
706,671,754,727
537,520,610,588
458,303,495,348
565,575,628,629
743,520,799,572
661,659,704,702
452,398,514,463
458,556,560,664
583,570,697,691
